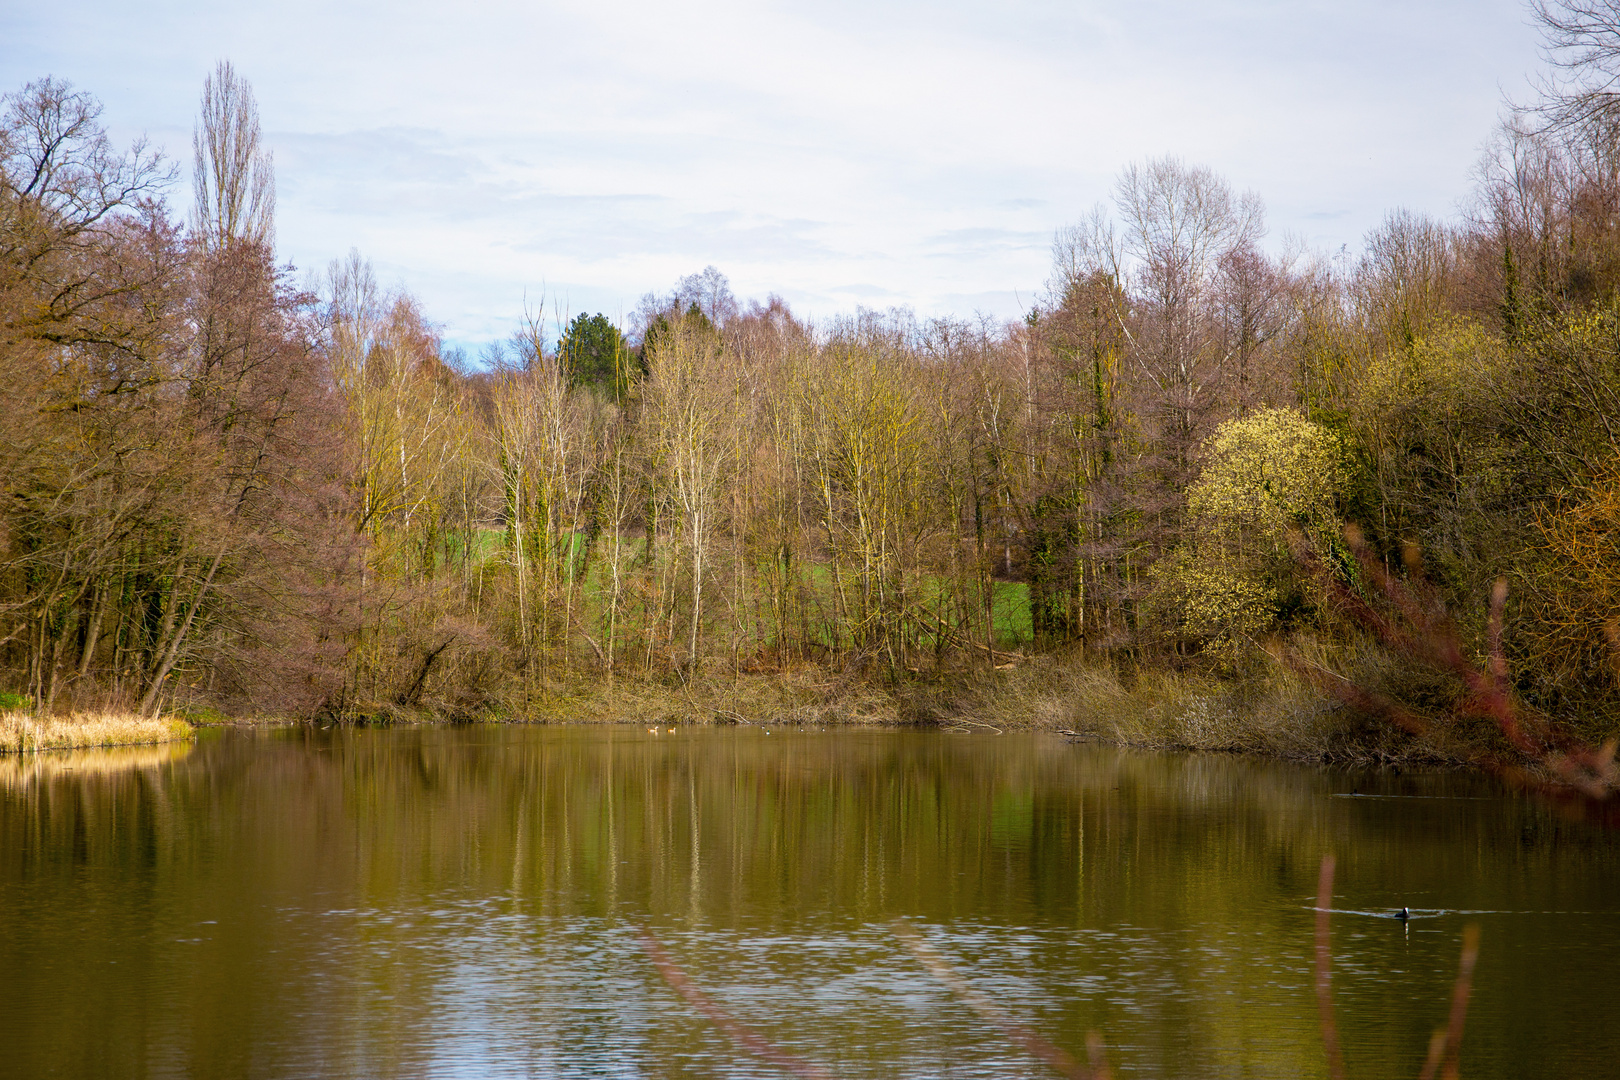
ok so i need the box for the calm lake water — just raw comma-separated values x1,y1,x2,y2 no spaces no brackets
1,725,1617,1079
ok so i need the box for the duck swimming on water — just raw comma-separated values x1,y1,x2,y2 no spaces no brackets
1396,907,1411,921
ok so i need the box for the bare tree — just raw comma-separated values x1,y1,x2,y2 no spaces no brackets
0,77,172,356
192,60,275,251
0,79,182,712
644,316,736,671
1354,208,1459,348
1527,2,1620,131
672,265,739,326
631,266,740,341
1,78,169,240
1114,158,1265,456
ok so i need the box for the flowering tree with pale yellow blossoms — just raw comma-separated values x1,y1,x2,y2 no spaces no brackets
1156,407,1349,655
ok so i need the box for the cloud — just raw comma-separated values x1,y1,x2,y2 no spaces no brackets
0,0,1546,343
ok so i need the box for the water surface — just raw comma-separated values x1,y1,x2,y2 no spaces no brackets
1,725,1615,1078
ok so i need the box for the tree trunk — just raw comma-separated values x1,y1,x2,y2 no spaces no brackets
139,545,226,716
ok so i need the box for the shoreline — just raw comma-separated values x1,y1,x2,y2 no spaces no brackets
286,659,1488,769
5,654,1537,771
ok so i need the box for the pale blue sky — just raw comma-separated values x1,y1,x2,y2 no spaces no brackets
4,1,1546,346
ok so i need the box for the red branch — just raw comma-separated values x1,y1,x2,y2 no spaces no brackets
634,926,833,1080
1318,855,1483,1080
1289,530,1620,818
1314,856,1347,1080
891,920,1107,1080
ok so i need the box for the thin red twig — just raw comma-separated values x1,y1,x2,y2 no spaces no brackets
1416,924,1480,1080
1288,530,1620,818
634,926,833,1080
1085,1032,1115,1080
1314,855,1348,1080
891,920,1103,1080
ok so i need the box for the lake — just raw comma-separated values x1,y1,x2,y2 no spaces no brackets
1,725,1616,1078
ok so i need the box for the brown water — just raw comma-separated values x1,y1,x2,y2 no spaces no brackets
1,725,1616,1079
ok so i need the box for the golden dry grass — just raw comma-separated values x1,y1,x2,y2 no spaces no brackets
0,710,195,754
972,637,1493,764
976,649,1378,761
493,667,907,727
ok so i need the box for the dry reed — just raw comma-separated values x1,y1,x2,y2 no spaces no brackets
0,710,194,754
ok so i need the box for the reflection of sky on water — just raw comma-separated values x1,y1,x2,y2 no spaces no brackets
2,727,1617,1078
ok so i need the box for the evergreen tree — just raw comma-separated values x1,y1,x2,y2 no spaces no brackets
557,312,633,400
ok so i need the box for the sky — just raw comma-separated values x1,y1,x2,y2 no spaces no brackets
4,1,1548,350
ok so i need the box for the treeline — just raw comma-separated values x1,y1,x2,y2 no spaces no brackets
5,39,1620,728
